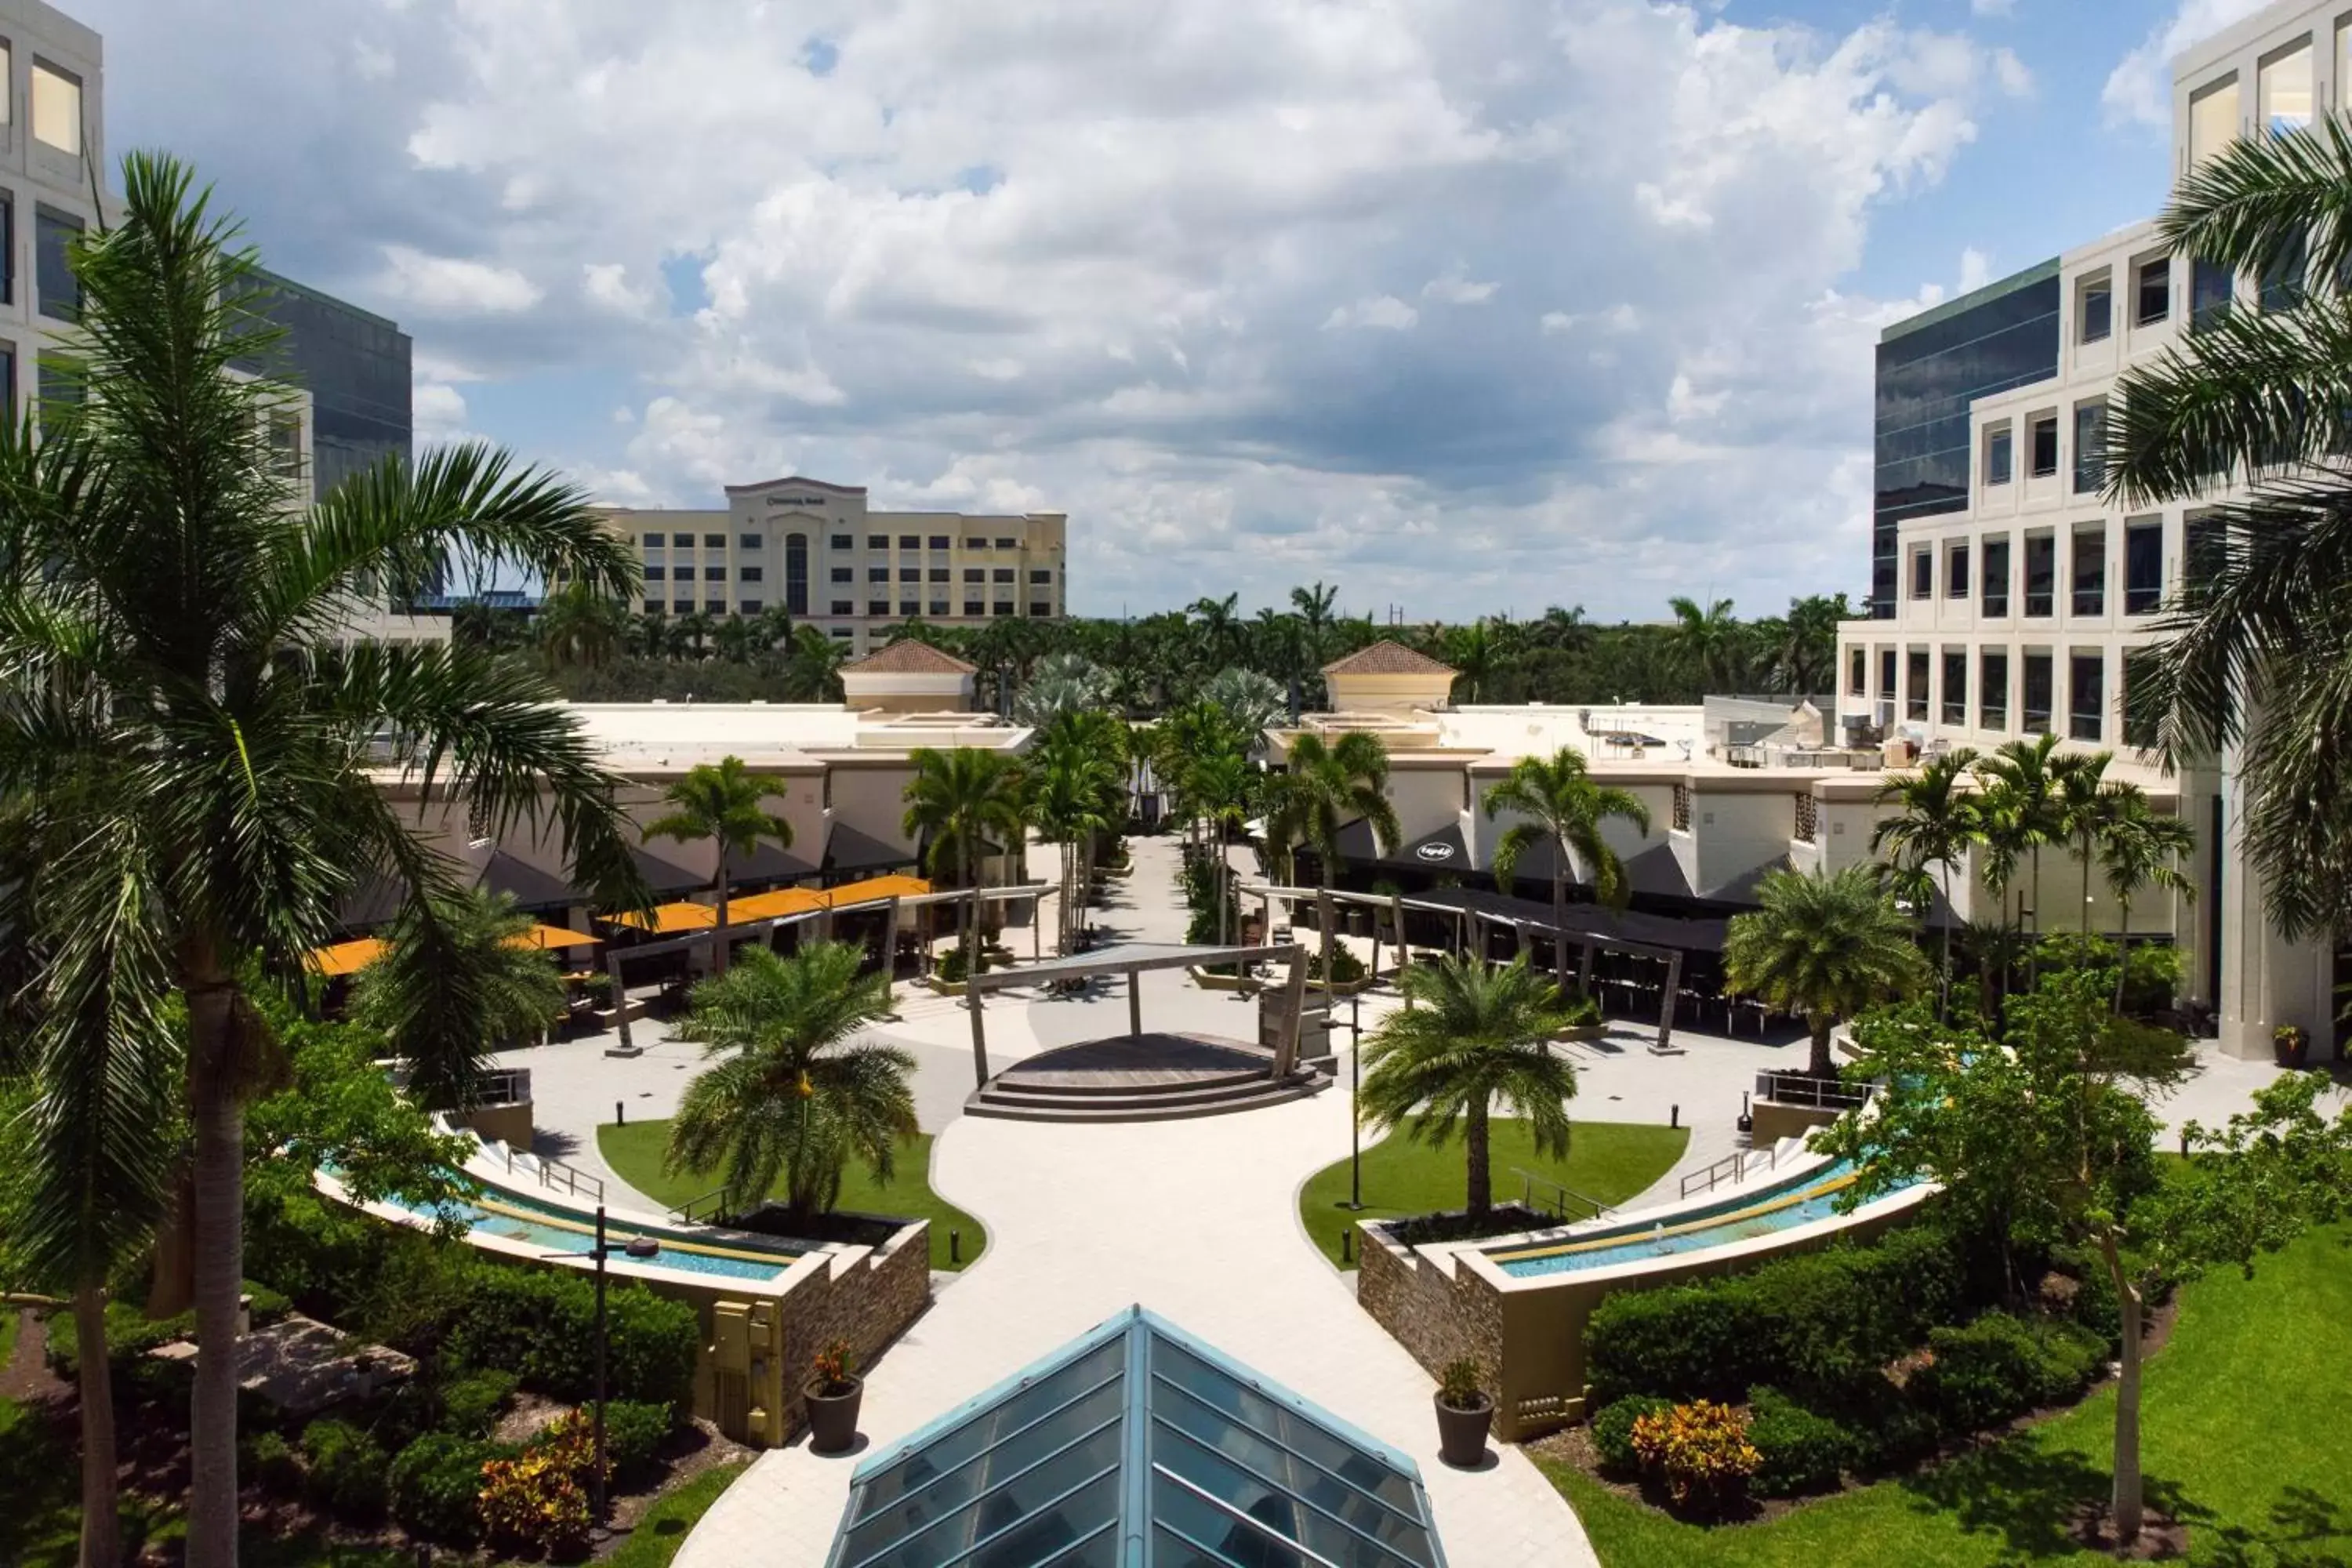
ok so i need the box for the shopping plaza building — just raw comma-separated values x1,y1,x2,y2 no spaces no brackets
597,478,1069,657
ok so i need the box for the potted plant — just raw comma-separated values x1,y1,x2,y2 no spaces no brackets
2274,1023,2311,1069
1433,1358,1494,1467
807,1339,862,1454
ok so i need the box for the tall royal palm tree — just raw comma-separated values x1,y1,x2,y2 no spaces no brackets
1356,955,1577,1218
2107,118,2352,956
0,155,644,1566
1871,748,1982,1012
1189,593,1241,669
1725,866,1932,1077
1264,731,1396,1004
347,887,569,1109
2050,750,2117,937
1185,749,1256,946
664,942,915,1223
1974,734,2067,935
903,747,1027,1044
644,757,793,978
1667,594,1742,693
2096,785,2198,1011
1483,747,1652,990
1289,581,1341,667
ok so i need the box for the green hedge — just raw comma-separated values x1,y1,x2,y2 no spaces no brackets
1746,1387,1858,1497
443,1266,700,1411
301,1419,390,1525
1590,1394,1671,1475
1908,1312,2107,1432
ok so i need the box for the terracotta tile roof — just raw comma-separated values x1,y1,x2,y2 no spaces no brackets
842,639,977,676
1320,640,1457,678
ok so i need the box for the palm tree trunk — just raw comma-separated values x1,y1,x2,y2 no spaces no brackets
1465,1100,1492,1218
2100,1232,2147,1544
1809,1014,1836,1079
1938,863,1954,1021
1552,860,1569,992
183,975,245,1568
73,1287,121,1568
714,866,731,977
2081,833,2095,936
959,838,975,986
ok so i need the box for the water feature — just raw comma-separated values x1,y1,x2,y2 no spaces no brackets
358,1174,805,1283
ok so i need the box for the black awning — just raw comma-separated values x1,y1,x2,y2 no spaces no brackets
720,840,818,885
1333,818,1467,873
825,822,919,875
630,845,709,897
477,850,578,910
1493,836,1697,902
1404,884,1730,956
336,872,405,930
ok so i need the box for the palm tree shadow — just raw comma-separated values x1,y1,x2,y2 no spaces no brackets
2199,1486,2352,1568
1894,1439,2207,1560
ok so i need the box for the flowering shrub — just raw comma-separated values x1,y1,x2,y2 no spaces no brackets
477,1415,608,1559
1629,1399,1761,1517
811,1338,860,1396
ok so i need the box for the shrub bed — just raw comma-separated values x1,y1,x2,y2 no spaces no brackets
1908,1311,2107,1432
1744,1387,1858,1497
390,1432,502,1546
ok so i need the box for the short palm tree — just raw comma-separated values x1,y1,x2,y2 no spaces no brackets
1356,955,1578,1218
2096,786,2198,1010
1974,735,2067,934
1485,747,1652,990
348,887,568,1109
2049,750,2117,936
644,756,793,977
664,943,915,1224
0,155,644,1566
1197,666,1287,739
903,748,1027,1047
1724,866,1931,1076
1871,748,1982,1013
1264,731,1396,1001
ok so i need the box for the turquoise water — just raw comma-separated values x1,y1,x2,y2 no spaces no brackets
1490,1160,1907,1278
369,1177,802,1283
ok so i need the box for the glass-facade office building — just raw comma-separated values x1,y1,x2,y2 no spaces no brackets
234,267,413,503
1870,259,2060,618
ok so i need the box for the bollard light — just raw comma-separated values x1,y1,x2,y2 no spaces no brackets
1671,1103,1680,1129
616,1098,625,1126
950,1229,961,1264
1341,1229,1353,1265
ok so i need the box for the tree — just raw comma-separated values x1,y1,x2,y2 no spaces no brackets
1445,620,1497,705
1014,652,1115,724
644,757,793,978
347,887,569,1109
1289,581,1340,666
1183,750,1256,946
1197,666,1286,739
780,623,847,702
0,156,644,1566
1189,593,1241,669
664,944,916,1224
903,747,1026,1052
1870,748,1982,1012
1264,731,1396,1004
1029,735,1119,954
1667,595,1741,693
535,578,630,672
1483,747,1652,989
1973,734,2067,937
1773,593,1851,695
1356,956,1577,1218
1723,865,1929,1076
2095,786,2198,1010
1825,971,2352,1546
2049,750,2118,936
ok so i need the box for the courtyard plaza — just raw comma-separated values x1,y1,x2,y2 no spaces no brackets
485,833,2328,1568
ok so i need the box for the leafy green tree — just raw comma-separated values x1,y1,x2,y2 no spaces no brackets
1356,956,1578,1218
1723,865,1929,1076
1825,971,2352,1546
348,887,568,1109
1265,731,1396,1004
903,746,1027,1035
644,757,793,978
0,156,644,1563
1871,748,1982,1011
1483,747,1652,989
664,943,915,1224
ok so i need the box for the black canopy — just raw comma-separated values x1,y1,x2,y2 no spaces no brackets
825,822,919,875
477,850,578,910
630,845,709,897
1331,817,1468,873
720,840,818,885
1404,884,1730,955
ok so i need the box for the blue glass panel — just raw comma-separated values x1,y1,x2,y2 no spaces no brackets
1149,1340,1425,1523
1152,1470,1314,1568
946,1468,1122,1568
1153,1428,1429,1568
1151,1378,1428,1555
842,1381,1123,1557
844,1425,1120,1568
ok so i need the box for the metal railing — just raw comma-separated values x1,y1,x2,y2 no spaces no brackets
477,1068,532,1107
1512,1168,1614,1225
489,1141,604,1203
672,1187,731,1225
1755,1070,1873,1112
1679,1143,1777,1200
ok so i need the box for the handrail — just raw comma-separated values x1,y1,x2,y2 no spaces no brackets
1755,1070,1874,1112
1513,1167,1613,1224
672,1187,731,1226
493,1141,605,1204
1679,1142,1779,1200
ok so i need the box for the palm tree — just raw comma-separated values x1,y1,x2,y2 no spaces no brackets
1726,866,1930,1077
2050,750,2117,936
2106,119,2352,963
1483,748,1652,990
535,578,629,671
0,155,644,1567
1185,750,1256,946
1957,916,2034,1025
664,943,916,1224
1264,731,1396,1004
1289,581,1340,666
348,887,569,1109
1189,593,1240,668
1446,620,1497,705
2096,786,2198,1011
1871,748,1982,1012
1974,735,2067,935
1014,652,1115,724
903,748,1026,1054
1356,955,1577,1218
1197,666,1286,740
644,757,793,978
780,624,847,702
1029,739,1118,953
1667,595,1741,693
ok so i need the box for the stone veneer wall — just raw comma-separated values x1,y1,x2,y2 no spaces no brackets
1356,1221,1505,1415
772,1216,932,1439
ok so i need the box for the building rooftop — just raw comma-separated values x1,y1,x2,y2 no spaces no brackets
842,639,978,676
1320,640,1458,677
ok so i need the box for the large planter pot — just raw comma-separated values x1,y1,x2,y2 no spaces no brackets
2274,1030,2310,1069
1433,1392,1494,1468
807,1377,864,1454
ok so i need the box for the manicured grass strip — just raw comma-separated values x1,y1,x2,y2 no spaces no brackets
1538,1221,2352,1566
1298,1119,1688,1267
608,1459,752,1568
600,1123,986,1272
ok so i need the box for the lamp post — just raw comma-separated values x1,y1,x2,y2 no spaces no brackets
550,1208,660,1531
1340,994,1366,1211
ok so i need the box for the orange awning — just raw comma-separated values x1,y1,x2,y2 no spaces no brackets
309,938,386,978
822,875,932,906
606,901,719,934
514,923,601,951
729,887,829,922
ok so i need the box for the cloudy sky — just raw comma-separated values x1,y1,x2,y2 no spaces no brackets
82,0,2267,622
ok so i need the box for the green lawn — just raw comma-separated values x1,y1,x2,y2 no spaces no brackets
1298,1120,1690,1266
608,1459,750,1568
1541,1221,2352,1566
599,1122,986,1272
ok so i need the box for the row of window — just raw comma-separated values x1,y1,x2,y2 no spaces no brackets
827,566,1051,583
2187,27,2333,171
1907,519,2169,619
1852,644,2154,747
640,531,1033,554
641,599,1057,619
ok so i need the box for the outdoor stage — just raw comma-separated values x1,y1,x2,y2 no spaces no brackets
964,1032,1327,1123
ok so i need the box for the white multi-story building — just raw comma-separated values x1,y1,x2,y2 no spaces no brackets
598,477,1069,657
1836,0,2345,1062
0,0,104,419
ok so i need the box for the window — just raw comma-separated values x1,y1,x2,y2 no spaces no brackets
1984,424,2013,486
2069,652,2104,742
673,598,693,615
1794,793,1819,846
739,599,762,615
2024,533,2055,616
992,601,1014,616
0,43,10,126
869,599,889,615
965,536,988,549
1942,649,1968,726
831,600,854,616
898,534,920,549
996,536,1018,550
2259,38,2312,136
0,344,13,429
868,534,888,549
2072,525,2107,616
644,564,666,582
1906,650,1930,722
1671,784,1693,833
31,61,78,154
1910,549,1933,600
2125,519,2163,615
702,533,725,548
641,601,662,616
35,205,81,321
2029,415,2058,477
1848,648,1867,696
37,354,76,418
898,566,920,582
867,565,888,583
927,567,949,583
2078,273,2112,343
642,532,663,550
0,195,12,305
1029,601,1051,617
964,599,985,616
672,532,694,547
2022,653,2053,734
2122,651,2160,749
269,416,303,480
928,534,951,550
2259,227,2307,311
705,599,724,615
785,533,808,615
2072,401,2106,493
735,564,762,583
2136,258,2170,325
2191,258,2233,332
1980,650,2009,731
993,567,1016,583
2188,76,2239,167
1878,648,1896,700
1029,568,1053,584
2184,512,2226,599
1982,535,2010,618
831,626,854,639
964,568,985,583
703,564,725,581
831,566,853,583
739,533,761,551
1947,543,1970,599
831,533,854,550
929,600,949,616
899,598,919,615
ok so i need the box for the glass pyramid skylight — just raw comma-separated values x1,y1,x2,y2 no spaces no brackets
827,1305,1448,1568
